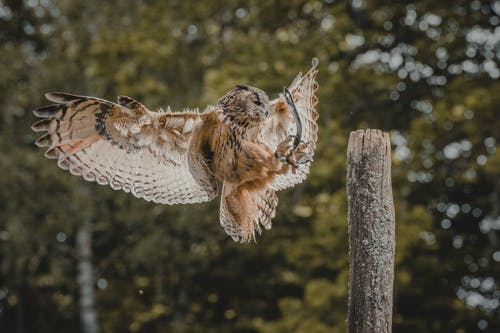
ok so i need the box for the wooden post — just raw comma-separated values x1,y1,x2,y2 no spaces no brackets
346,129,395,333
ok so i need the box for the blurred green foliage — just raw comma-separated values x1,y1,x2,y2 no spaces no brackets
0,0,499,332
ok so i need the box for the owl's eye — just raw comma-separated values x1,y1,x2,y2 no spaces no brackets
254,93,264,107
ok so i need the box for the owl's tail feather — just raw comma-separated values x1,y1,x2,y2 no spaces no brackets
220,181,278,243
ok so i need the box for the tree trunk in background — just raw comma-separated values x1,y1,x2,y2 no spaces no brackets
77,221,100,333
346,129,395,333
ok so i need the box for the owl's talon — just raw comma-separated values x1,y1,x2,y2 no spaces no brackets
295,153,312,165
285,156,298,168
277,139,312,169
275,135,296,161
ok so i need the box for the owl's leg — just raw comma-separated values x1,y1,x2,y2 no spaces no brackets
224,186,258,242
274,135,296,161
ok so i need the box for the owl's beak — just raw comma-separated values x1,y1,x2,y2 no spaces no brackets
262,106,270,118
255,106,270,120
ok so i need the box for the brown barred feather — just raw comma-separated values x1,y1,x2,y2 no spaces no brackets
33,93,217,205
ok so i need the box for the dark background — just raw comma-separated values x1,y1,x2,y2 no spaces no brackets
0,0,499,332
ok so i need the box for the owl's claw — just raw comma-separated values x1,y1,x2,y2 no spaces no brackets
275,137,312,171
275,135,295,160
295,152,312,165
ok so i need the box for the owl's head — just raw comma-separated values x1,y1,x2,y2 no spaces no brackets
217,85,270,126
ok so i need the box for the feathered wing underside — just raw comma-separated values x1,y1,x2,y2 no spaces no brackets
220,181,278,243
259,61,319,191
32,93,217,204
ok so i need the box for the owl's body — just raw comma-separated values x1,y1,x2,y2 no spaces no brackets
32,61,319,242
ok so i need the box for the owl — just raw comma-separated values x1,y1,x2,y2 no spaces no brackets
32,60,319,242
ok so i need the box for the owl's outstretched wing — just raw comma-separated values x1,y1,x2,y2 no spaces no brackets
258,59,319,191
32,93,217,204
